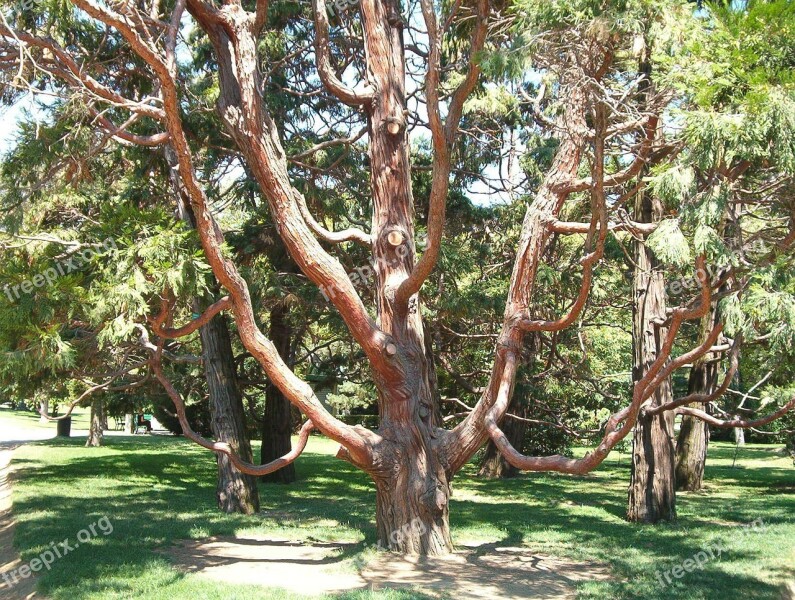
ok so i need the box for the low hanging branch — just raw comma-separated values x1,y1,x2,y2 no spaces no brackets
484,255,720,474
38,359,150,421
645,335,742,417
150,353,316,476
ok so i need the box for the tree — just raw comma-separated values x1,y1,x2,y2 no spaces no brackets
3,0,794,557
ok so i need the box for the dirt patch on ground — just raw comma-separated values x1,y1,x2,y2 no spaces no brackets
167,534,611,599
0,445,40,600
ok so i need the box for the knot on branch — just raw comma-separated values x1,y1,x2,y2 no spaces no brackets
384,115,406,136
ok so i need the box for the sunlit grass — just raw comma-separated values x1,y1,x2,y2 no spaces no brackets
6,432,795,599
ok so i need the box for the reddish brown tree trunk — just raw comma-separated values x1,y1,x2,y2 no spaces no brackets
261,299,296,483
352,0,453,554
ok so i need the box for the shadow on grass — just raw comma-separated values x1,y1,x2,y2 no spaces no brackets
8,437,794,600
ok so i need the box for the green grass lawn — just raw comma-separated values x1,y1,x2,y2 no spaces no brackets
0,405,91,432
5,433,795,600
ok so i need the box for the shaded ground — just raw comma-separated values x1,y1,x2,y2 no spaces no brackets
167,535,610,599
1,444,41,600
4,430,794,599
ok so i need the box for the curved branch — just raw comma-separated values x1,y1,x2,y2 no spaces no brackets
483,256,717,474
515,102,609,334
39,360,149,421
151,295,232,339
152,357,316,476
295,191,372,246
678,394,795,429
395,0,489,306
646,334,742,416
310,0,374,106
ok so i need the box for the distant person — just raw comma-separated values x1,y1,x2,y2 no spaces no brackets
137,413,152,433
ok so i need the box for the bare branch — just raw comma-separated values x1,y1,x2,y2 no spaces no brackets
310,0,374,106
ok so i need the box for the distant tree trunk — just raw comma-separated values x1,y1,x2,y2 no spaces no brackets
167,146,260,514
675,360,716,491
86,398,104,447
200,310,261,514
478,413,525,479
733,425,745,446
261,299,296,484
39,398,49,424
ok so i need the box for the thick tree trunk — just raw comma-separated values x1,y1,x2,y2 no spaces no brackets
373,418,453,556
86,398,104,447
628,410,676,522
199,311,261,514
39,398,49,424
261,299,296,483
675,361,715,491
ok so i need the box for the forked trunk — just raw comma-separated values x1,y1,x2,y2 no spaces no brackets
675,361,715,491
86,398,105,447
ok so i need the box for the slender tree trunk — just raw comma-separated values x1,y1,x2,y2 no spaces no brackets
261,299,296,483
86,398,104,447
167,146,260,514
733,426,745,446
675,361,716,491
200,310,261,514
39,398,49,424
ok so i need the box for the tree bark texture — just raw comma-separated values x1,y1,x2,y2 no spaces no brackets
627,159,676,523
86,398,104,447
675,360,715,491
200,311,261,514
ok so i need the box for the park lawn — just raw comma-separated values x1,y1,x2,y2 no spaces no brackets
0,405,91,432
7,434,795,600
